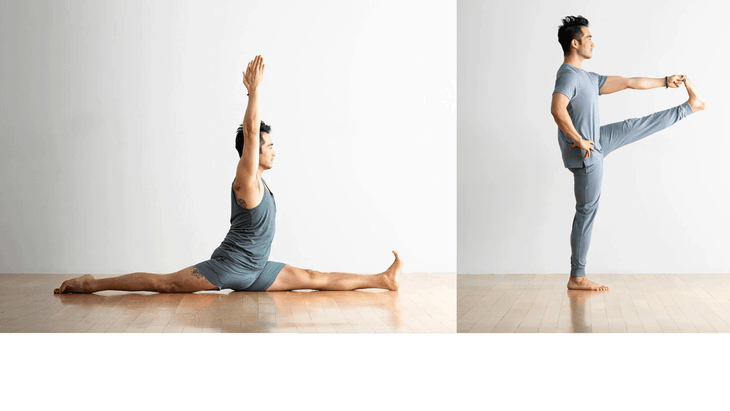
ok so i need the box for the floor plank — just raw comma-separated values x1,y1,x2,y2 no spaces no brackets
458,274,730,333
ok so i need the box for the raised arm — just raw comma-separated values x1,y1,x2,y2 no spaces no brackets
236,55,265,209
550,92,595,159
600,74,686,95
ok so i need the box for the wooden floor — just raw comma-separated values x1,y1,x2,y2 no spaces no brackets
458,274,730,333
0,273,455,333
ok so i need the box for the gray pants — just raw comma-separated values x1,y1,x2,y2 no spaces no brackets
568,102,694,277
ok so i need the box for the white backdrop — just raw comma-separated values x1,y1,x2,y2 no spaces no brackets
0,0,456,274
458,0,729,274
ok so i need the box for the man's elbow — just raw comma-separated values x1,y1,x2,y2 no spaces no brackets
241,123,259,138
550,107,562,122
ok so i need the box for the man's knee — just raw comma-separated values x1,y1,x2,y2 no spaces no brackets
156,276,179,293
303,269,323,287
576,199,600,212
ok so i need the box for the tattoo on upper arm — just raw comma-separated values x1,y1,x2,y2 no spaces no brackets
233,182,248,208
191,267,204,280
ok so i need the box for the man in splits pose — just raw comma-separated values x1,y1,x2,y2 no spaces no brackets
55,55,402,294
550,16,705,291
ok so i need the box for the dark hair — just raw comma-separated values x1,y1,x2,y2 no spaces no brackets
235,121,270,158
557,15,589,55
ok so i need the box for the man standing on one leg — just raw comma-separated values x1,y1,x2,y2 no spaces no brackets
54,55,402,294
550,16,706,291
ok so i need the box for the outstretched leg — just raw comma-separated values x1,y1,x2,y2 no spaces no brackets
53,266,219,294
600,77,704,157
265,251,403,291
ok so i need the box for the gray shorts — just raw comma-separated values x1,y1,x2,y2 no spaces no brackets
193,257,285,291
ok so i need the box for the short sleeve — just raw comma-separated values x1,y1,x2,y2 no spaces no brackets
590,72,608,95
553,69,577,100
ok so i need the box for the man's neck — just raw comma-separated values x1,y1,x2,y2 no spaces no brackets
563,53,584,70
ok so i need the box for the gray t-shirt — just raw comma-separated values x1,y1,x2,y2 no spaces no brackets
553,63,607,168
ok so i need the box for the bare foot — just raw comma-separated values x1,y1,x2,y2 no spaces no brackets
382,251,403,291
54,274,96,294
684,77,706,112
567,276,609,291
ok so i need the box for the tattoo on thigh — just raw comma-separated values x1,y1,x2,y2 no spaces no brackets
191,267,205,280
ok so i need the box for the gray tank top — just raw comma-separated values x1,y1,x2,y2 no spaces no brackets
211,179,277,272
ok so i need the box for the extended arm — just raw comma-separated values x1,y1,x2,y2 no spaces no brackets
600,74,686,95
236,55,266,208
550,92,594,158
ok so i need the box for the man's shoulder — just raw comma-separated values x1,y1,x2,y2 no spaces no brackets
555,64,580,81
554,64,579,94
556,63,577,73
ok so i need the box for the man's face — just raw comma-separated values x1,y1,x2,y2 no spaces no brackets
259,132,276,170
575,26,594,59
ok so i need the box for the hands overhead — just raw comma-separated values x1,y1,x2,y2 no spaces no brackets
243,55,265,93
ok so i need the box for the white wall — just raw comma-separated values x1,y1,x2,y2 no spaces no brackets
0,0,456,274
458,0,730,274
